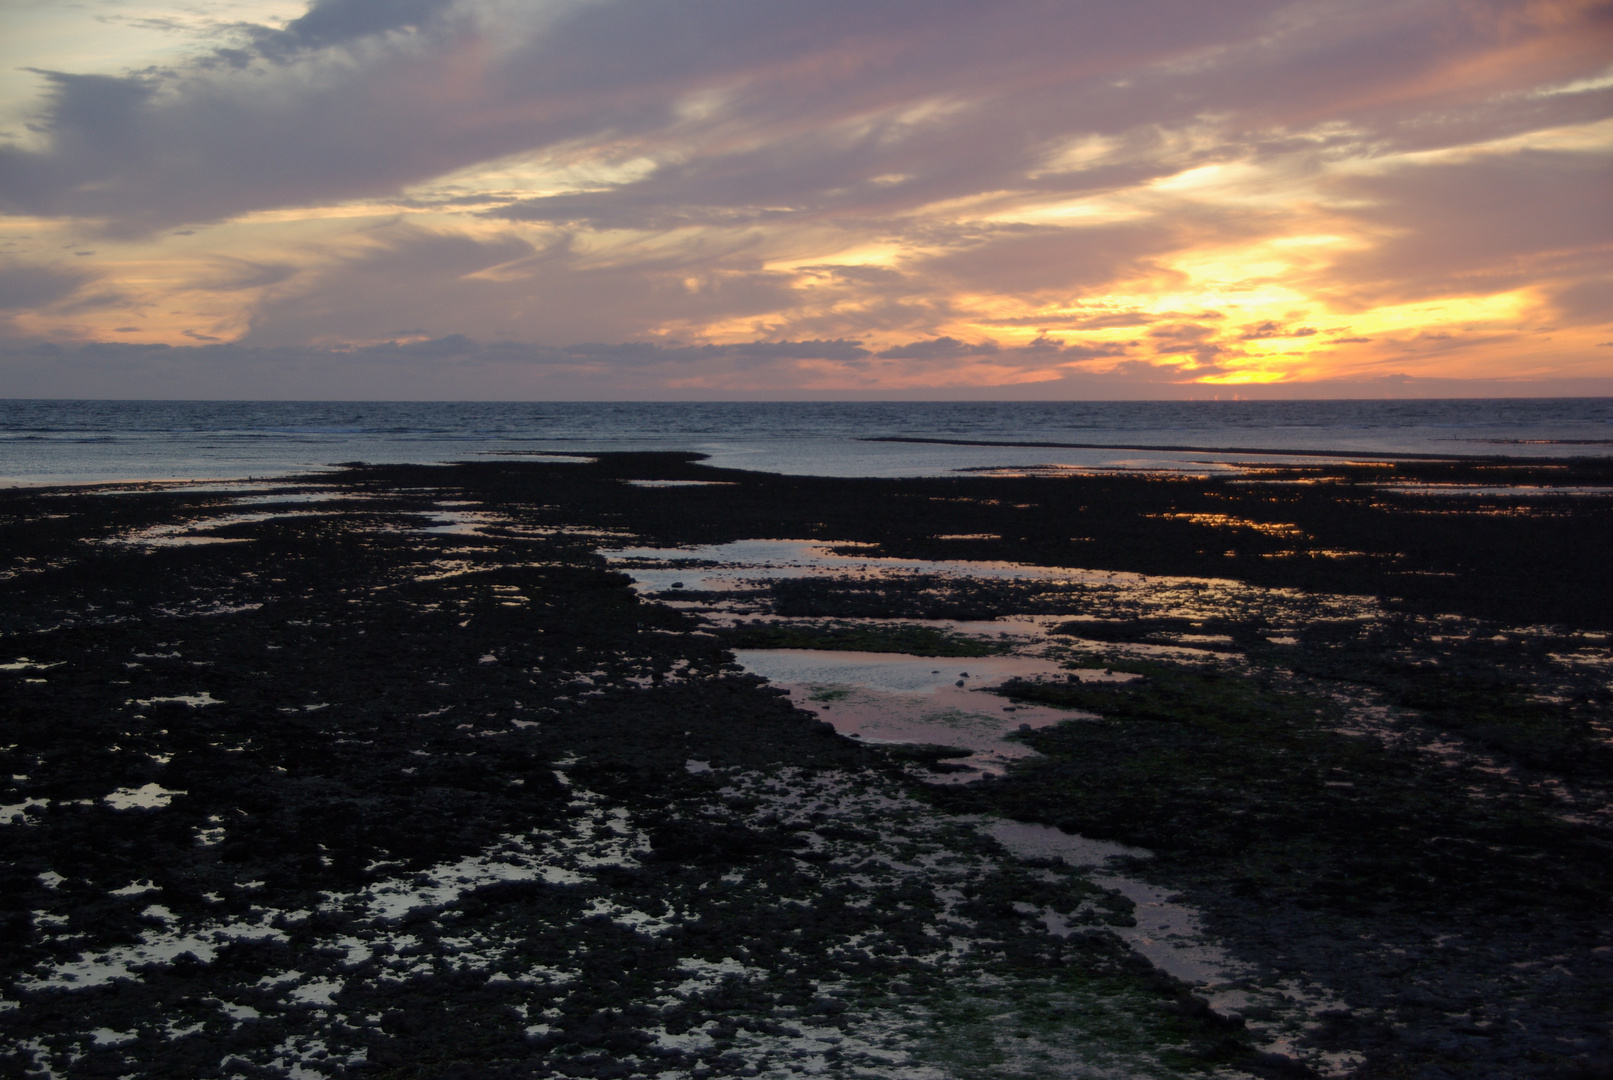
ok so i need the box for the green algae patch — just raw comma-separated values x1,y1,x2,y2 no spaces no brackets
960,661,1611,918
1286,634,1613,780
907,970,1251,1080
995,659,1314,732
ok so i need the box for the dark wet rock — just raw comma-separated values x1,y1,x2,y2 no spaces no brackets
645,823,803,866
717,619,1009,657
0,454,1608,1079
1243,1050,1319,1078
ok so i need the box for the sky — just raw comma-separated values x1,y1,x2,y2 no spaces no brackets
0,0,1609,399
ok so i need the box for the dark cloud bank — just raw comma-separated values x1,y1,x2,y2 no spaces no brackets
2,0,1608,239
5,336,1611,400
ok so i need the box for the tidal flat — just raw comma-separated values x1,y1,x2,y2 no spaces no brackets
1,452,1609,1079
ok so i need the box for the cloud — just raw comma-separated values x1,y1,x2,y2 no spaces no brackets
1238,321,1318,340
875,337,996,360
874,335,1130,364
336,334,877,371
1146,321,1231,367
235,221,811,347
193,258,301,293
1547,276,1613,327
264,0,461,53
918,221,1203,300
6,0,1604,234
0,72,155,218
0,262,92,311
0,334,880,399
0,0,1608,392
1315,147,1613,306
6,332,1611,400
544,339,872,364
1057,340,1132,361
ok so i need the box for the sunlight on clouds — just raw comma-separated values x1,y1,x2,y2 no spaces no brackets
1148,164,1233,194
1328,117,1613,178
1029,134,1125,179
231,205,423,225
0,1,305,139
406,147,665,206
766,242,909,275
0,0,1607,395
1335,293,1534,337
984,195,1147,228
1524,63,1613,99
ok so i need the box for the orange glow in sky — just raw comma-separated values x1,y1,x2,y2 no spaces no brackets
0,0,1608,398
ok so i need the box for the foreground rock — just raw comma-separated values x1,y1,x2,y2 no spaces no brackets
1,454,1609,1078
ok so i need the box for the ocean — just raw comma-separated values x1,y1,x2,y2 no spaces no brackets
2,398,1611,486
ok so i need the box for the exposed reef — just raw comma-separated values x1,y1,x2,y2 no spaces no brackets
1,452,1609,1079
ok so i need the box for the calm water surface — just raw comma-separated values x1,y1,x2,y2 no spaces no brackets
2,399,1610,485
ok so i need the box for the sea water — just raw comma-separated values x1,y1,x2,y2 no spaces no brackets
2,398,1610,486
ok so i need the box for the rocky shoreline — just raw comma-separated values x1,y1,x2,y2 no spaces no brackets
2,453,1609,1079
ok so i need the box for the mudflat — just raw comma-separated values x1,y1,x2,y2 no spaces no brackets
2,452,1609,1079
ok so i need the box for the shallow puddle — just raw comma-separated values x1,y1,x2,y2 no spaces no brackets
1372,483,1613,497
731,649,1089,776
620,479,733,488
606,538,1136,593
112,510,332,547
228,489,346,505
732,649,1067,695
982,819,1148,868
605,537,1385,637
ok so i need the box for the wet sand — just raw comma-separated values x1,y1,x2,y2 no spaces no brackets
1,452,1610,1079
